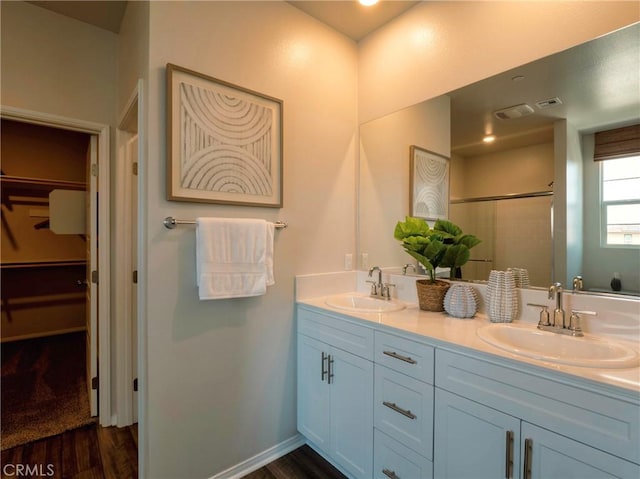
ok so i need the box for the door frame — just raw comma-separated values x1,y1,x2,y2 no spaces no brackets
115,82,141,426
1,105,112,426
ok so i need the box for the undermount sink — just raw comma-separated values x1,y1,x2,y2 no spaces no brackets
325,293,406,313
477,322,640,368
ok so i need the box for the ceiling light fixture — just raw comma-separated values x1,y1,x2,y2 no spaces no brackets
359,0,379,6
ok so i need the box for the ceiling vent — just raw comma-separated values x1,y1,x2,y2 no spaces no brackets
535,97,563,109
493,103,535,120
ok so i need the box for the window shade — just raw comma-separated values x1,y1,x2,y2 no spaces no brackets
593,123,640,161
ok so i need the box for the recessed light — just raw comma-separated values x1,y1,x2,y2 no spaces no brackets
359,0,379,6
483,135,496,144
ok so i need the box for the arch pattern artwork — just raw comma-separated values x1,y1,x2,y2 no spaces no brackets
167,64,283,207
410,146,449,220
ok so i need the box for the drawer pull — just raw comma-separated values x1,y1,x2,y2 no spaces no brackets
383,401,417,420
523,438,533,479
382,468,400,479
505,430,514,479
321,352,328,382
383,350,417,364
327,355,334,384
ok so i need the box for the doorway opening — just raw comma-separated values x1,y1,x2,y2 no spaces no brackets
1,118,98,449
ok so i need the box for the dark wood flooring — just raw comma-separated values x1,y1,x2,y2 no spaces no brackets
242,445,346,479
1,423,138,479
2,425,341,479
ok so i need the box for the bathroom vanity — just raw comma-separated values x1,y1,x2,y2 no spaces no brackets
296,274,640,479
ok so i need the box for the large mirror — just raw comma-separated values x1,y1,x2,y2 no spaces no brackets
359,23,639,296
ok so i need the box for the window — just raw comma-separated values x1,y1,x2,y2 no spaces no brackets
601,156,640,246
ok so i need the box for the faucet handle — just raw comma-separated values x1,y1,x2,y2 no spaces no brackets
568,310,595,336
366,280,378,295
527,303,551,327
382,282,396,299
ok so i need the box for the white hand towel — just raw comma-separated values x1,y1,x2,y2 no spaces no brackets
196,218,275,300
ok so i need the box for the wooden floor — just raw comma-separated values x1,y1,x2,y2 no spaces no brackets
242,445,346,479
2,427,341,479
1,423,138,479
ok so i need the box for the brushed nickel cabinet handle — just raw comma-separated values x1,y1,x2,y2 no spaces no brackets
383,350,417,364
321,352,328,382
328,355,334,384
382,468,400,479
523,438,533,479
505,430,514,479
382,401,416,420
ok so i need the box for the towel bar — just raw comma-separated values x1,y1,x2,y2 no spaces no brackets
163,216,287,230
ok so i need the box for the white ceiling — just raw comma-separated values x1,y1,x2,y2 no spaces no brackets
27,1,128,33
287,1,419,41
28,1,419,40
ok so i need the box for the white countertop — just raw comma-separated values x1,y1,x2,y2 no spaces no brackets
297,294,640,397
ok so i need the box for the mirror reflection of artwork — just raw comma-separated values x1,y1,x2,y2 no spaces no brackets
410,146,449,220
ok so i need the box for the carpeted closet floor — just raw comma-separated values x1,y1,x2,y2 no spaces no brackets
1,332,95,450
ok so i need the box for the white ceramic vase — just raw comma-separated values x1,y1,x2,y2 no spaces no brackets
444,283,478,318
487,270,518,323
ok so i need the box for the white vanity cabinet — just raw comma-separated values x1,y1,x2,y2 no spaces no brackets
296,297,640,479
434,349,640,479
297,307,374,479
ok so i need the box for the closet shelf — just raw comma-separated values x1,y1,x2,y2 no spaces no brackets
0,175,86,191
1,260,86,269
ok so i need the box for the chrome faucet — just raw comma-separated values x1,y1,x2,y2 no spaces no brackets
572,276,583,292
402,263,416,275
548,282,565,329
527,281,597,337
367,266,395,300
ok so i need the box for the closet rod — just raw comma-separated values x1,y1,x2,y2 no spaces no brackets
163,216,288,230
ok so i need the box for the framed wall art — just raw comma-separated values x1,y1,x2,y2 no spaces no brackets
166,63,283,207
410,145,449,220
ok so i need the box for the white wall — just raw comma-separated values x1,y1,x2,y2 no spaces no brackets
144,2,357,476
0,1,118,125
117,2,149,116
358,1,640,123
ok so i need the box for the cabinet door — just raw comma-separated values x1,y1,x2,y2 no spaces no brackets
434,389,521,479
523,422,640,479
330,345,374,479
297,335,330,450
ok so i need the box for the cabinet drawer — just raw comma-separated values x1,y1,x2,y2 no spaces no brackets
375,331,434,383
374,429,433,479
298,307,374,360
436,348,640,465
375,365,434,460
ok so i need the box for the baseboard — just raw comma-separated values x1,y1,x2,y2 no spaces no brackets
210,434,306,479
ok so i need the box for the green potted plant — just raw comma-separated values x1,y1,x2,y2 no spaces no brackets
394,216,481,311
